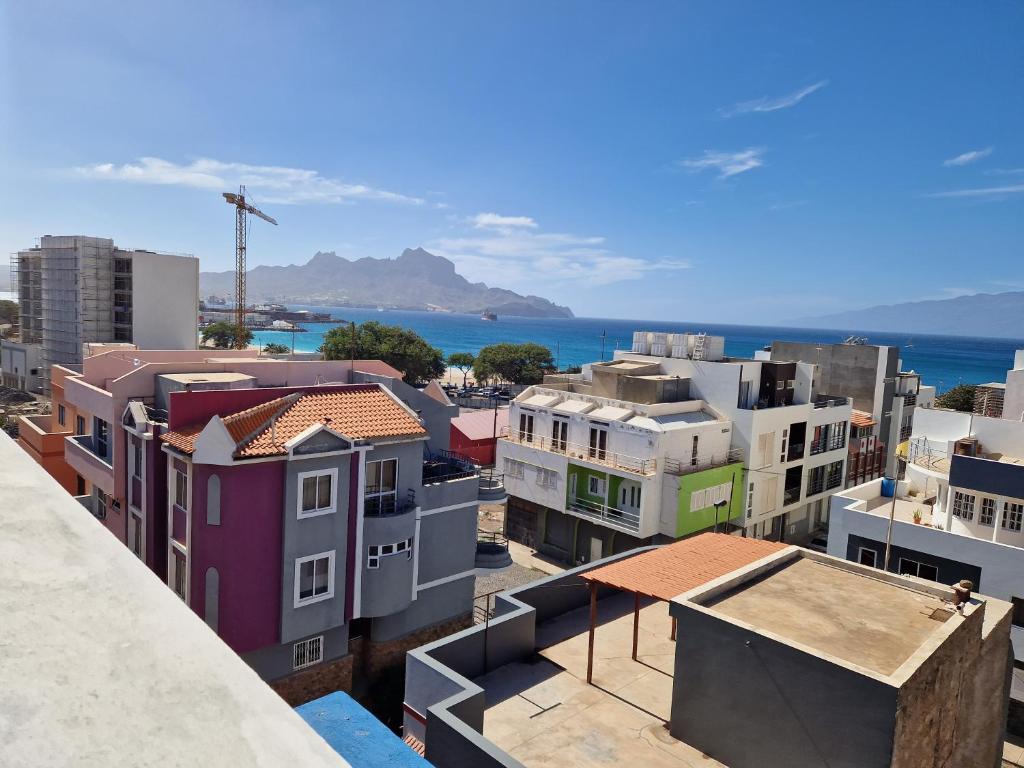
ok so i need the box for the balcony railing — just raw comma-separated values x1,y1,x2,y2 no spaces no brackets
566,497,641,533
784,486,802,506
364,493,417,518
67,434,113,470
423,450,479,485
812,394,851,409
502,428,656,475
664,448,744,476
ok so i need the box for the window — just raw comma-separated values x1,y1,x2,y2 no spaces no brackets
691,435,700,466
94,418,109,458
779,429,788,464
827,421,847,451
777,381,785,390
898,558,938,581
690,482,732,511
75,415,85,435
95,489,108,520
756,432,774,468
899,413,913,442
299,469,336,517
174,470,188,509
952,491,975,521
746,482,754,519
504,458,525,480
551,418,568,452
1012,598,1024,629
130,513,143,558
825,460,844,491
587,476,606,497
858,547,877,568
980,497,996,526
132,440,142,480
589,426,608,461
810,425,825,455
172,551,187,602
536,467,558,488
365,458,398,515
75,474,85,496
57,404,65,426
295,552,335,606
1002,502,1023,532
519,412,534,443
367,538,413,569
293,636,324,670
806,465,825,496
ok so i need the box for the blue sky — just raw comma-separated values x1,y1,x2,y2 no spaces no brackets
2,1,1022,321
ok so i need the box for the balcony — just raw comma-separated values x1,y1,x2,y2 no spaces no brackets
65,434,114,495
812,394,851,409
503,428,656,476
423,450,478,485
363,493,417,518
664,448,744,476
566,497,641,533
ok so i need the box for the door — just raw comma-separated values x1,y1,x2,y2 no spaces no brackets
589,427,608,460
590,536,603,562
618,482,642,514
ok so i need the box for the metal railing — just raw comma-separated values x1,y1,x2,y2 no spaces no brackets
502,428,656,475
422,450,478,485
67,434,113,469
812,395,851,409
664,448,744,476
363,492,417,517
566,496,641,533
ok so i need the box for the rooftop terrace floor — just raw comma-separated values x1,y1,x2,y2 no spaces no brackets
707,557,953,676
477,592,724,768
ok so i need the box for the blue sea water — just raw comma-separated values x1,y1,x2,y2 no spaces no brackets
250,306,1024,393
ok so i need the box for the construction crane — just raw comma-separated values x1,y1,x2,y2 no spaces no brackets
222,185,277,349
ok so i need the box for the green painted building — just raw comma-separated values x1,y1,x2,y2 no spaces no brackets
673,461,745,537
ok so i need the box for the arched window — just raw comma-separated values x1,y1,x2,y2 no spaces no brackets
207,475,221,525
205,567,219,633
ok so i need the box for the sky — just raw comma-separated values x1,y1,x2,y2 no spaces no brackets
1,1,1022,322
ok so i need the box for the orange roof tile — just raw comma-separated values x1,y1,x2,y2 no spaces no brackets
851,410,877,428
403,734,426,757
160,385,427,458
581,532,787,602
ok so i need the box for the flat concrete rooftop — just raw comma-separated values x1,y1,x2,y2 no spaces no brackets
706,557,954,676
477,592,724,768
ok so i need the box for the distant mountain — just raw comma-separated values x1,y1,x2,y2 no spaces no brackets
794,291,1024,339
200,247,573,319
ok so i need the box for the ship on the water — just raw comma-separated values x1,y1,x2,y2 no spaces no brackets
481,311,497,321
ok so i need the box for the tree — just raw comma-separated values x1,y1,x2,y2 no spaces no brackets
935,384,977,412
0,299,17,337
320,321,445,385
262,342,290,355
201,322,253,349
474,342,555,385
447,352,475,387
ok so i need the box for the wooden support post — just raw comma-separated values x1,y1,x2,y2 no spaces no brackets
670,616,677,641
632,592,640,661
587,582,597,684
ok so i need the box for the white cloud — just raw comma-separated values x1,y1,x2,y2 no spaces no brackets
431,214,690,288
678,148,765,179
984,167,1024,176
942,147,993,167
472,212,538,230
925,183,1024,199
720,80,828,117
72,156,424,205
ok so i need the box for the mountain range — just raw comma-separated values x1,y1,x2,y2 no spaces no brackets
199,247,573,318
795,291,1024,339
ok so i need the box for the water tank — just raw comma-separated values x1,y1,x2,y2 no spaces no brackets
651,342,667,357
632,331,650,354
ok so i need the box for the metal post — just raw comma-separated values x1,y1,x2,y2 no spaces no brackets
587,582,597,684
670,616,677,641
883,475,898,572
632,592,640,661
350,321,356,381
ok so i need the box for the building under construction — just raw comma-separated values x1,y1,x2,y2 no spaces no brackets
4,235,199,393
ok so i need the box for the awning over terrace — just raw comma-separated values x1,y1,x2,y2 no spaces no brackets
579,533,787,683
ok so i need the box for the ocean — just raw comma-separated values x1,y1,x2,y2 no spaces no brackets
252,305,1024,392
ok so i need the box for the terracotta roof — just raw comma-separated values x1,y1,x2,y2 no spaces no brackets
851,410,877,428
451,407,509,441
403,734,426,757
581,532,787,602
160,385,427,458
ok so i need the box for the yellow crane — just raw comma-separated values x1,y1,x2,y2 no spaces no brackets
222,185,277,349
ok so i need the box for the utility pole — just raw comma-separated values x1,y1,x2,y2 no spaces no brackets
222,186,277,349
600,330,606,361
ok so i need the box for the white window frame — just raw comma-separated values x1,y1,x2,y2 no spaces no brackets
296,468,338,519
898,557,938,581
58,404,65,426
980,497,996,526
293,636,324,670
365,457,399,513
857,547,877,568
1003,502,1024,533
587,476,606,496
367,537,413,570
952,490,975,521
132,439,143,481
294,550,336,608
174,469,188,510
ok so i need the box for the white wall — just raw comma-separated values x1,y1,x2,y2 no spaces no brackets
913,406,1024,458
1005,367,1024,423
130,251,199,350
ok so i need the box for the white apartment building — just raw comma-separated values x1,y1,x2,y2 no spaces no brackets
4,235,199,392
498,332,852,562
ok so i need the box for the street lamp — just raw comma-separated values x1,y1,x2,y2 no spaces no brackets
713,499,728,534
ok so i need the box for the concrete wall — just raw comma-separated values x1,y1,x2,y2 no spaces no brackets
669,601,899,768
0,339,43,392
950,453,1024,499
373,575,475,643
280,453,353,643
243,624,351,682
128,250,198,351
361,509,417,618
416,503,477,584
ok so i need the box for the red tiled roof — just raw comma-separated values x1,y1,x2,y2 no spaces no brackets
160,385,427,458
403,734,426,756
851,410,877,428
581,532,787,602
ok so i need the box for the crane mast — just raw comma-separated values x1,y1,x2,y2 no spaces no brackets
222,185,277,350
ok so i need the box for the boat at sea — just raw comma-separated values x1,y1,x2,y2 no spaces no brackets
481,311,497,321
